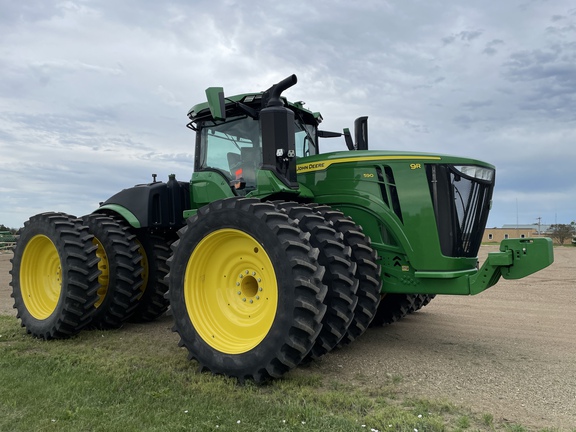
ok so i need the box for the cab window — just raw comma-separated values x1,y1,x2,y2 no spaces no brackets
199,117,261,189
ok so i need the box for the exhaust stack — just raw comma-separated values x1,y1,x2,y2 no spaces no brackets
260,74,299,188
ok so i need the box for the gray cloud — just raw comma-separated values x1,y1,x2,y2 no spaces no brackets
501,42,576,121
483,39,505,56
442,29,484,45
0,1,64,26
461,100,494,110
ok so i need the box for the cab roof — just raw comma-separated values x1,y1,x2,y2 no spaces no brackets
187,92,323,125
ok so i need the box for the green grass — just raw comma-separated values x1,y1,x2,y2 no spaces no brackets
0,315,559,432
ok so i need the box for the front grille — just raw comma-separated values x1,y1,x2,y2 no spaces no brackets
427,164,494,257
376,165,403,223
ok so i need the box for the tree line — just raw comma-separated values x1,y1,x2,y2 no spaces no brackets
549,223,576,245
0,224,20,235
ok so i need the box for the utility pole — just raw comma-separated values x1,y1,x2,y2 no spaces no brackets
536,216,542,236
516,198,519,237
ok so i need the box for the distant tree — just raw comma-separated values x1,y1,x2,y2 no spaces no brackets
549,224,576,245
0,224,18,234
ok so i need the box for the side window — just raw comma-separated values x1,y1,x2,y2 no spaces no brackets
294,123,317,157
200,117,261,189
295,129,309,157
202,130,247,176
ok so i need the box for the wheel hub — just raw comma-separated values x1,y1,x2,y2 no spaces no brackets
236,270,263,302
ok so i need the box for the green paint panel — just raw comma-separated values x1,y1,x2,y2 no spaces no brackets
94,204,141,228
190,171,235,208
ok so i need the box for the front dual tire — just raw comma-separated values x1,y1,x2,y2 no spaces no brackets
167,198,327,383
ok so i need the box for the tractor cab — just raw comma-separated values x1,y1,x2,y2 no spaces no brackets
190,111,319,194
187,75,320,196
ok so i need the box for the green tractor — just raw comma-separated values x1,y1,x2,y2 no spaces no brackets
10,74,553,382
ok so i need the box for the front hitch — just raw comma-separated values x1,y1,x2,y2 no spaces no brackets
469,237,554,295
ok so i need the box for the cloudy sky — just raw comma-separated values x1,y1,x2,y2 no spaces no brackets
1,0,575,230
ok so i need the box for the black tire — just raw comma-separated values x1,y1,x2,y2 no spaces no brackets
307,204,382,346
275,202,358,360
129,230,174,322
370,293,416,326
10,212,100,339
407,294,426,314
420,294,436,308
82,214,143,329
409,294,436,313
167,197,327,383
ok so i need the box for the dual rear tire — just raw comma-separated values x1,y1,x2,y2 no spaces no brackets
10,212,168,337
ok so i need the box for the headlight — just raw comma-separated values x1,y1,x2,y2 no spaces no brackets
454,165,494,182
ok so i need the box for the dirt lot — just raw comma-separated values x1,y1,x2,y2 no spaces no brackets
1,246,575,430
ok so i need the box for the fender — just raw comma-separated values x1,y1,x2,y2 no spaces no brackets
96,174,190,229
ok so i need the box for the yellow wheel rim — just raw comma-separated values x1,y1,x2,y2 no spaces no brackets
184,229,278,354
20,235,62,320
93,238,110,308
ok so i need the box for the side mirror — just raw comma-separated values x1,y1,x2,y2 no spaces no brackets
205,87,226,121
317,127,360,151
343,128,354,150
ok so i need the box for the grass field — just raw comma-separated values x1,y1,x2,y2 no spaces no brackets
0,315,563,432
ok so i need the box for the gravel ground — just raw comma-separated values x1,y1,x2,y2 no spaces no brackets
1,246,575,430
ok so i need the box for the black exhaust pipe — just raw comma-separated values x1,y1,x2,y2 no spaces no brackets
261,74,299,188
264,74,298,107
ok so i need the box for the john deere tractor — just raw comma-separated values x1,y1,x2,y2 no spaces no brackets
10,74,553,382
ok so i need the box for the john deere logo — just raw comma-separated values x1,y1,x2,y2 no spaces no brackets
297,162,326,173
